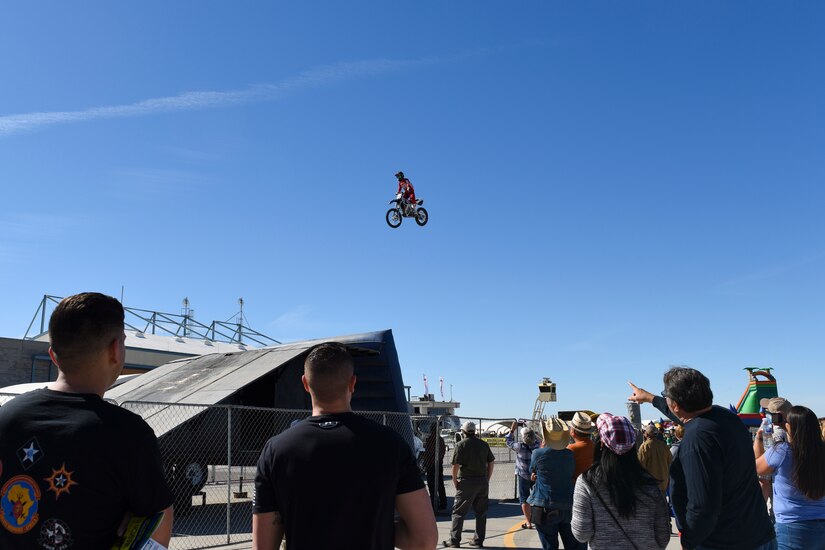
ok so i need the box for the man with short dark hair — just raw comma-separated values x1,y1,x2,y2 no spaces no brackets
0,292,174,549
444,421,495,548
252,342,437,550
629,367,776,550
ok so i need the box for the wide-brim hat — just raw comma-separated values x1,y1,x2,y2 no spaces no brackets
542,417,570,450
571,411,594,434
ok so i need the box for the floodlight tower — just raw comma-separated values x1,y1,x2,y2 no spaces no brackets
531,378,557,425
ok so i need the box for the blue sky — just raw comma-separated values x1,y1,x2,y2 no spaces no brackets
1,2,823,419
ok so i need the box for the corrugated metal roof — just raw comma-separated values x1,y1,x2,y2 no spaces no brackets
106,330,395,436
110,336,389,406
34,330,251,355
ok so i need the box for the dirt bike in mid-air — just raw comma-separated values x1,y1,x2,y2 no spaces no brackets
386,193,428,228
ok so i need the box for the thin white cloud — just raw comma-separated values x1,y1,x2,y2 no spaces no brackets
108,168,208,196
0,212,83,264
0,57,431,138
0,212,81,237
713,252,825,292
269,305,318,330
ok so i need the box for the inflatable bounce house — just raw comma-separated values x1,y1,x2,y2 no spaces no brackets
733,367,778,427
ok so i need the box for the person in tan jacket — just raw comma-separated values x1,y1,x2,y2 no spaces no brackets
637,423,672,494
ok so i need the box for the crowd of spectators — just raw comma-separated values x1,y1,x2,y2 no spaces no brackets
2,293,822,550
422,366,823,550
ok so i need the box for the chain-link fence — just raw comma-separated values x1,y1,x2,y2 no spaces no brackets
114,401,419,549
0,392,420,549
0,392,526,547
411,414,521,512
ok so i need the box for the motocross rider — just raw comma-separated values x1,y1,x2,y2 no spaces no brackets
395,171,417,213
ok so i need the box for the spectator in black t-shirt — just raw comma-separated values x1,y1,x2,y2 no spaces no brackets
0,293,174,549
252,342,437,550
629,368,776,550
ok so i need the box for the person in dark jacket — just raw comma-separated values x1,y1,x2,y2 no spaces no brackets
629,367,777,550
423,426,447,512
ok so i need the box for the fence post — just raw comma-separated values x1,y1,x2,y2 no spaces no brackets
435,415,442,511
227,406,232,545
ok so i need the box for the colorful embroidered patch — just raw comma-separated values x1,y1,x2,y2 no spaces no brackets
0,475,41,534
44,463,78,501
38,518,73,550
16,437,44,470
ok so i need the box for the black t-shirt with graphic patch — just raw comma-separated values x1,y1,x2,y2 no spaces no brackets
0,389,173,549
253,412,424,550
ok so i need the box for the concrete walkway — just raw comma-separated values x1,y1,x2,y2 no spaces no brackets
168,499,683,549
435,500,683,549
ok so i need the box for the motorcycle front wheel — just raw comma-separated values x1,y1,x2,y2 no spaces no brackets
386,208,402,228
415,208,428,226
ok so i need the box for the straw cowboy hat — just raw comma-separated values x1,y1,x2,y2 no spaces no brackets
571,411,595,434
542,417,571,450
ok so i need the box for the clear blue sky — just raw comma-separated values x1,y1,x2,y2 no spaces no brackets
2,2,823,419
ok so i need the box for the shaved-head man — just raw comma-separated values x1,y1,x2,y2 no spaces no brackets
252,342,437,550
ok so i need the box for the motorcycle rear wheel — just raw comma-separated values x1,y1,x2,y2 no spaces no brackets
415,208,428,226
386,208,402,228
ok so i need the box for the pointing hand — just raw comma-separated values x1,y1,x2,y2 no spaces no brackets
627,382,655,404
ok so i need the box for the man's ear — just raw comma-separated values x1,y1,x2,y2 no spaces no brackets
301,374,311,394
107,337,120,364
669,399,683,419
48,346,60,367
348,374,357,393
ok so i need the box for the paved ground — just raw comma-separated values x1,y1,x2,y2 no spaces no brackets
168,498,683,549
435,500,683,549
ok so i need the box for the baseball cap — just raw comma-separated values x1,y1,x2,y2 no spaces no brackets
596,413,637,455
760,397,792,416
461,421,476,433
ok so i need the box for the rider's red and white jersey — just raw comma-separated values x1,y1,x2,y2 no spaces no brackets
397,178,414,196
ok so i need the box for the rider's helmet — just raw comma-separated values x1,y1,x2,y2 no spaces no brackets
395,171,405,180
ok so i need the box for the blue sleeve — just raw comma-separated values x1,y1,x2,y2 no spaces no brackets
529,449,538,473
505,432,515,450
765,442,788,470
679,431,723,548
651,395,683,426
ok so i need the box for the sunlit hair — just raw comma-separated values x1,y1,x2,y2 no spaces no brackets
674,425,685,440
303,342,354,403
787,405,825,500
49,293,124,370
663,366,713,412
582,439,658,518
